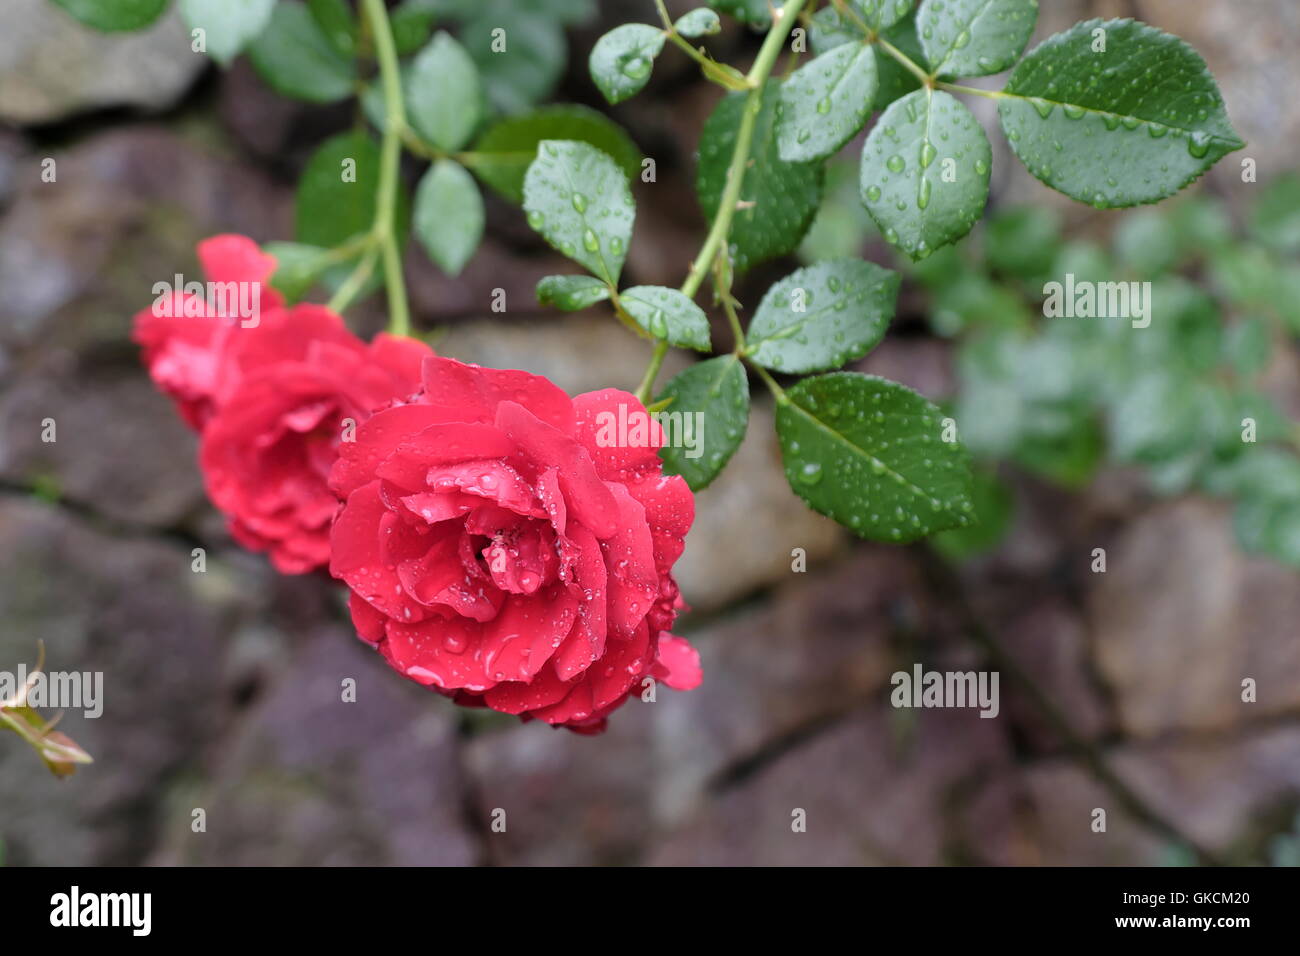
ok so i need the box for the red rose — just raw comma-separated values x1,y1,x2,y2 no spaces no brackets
328,356,702,733
133,235,282,430
135,235,434,572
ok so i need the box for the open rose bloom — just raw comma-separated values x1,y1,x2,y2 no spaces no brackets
329,357,702,732
134,236,432,572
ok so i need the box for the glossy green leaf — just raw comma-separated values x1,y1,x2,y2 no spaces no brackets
472,105,642,204
180,0,277,65
536,275,612,311
776,373,975,541
918,0,1037,78
697,88,825,272
852,0,916,32
590,24,666,105
407,32,483,152
708,0,771,27
777,43,878,163
307,0,356,57
296,131,400,249
248,0,355,103
675,8,722,37
264,241,329,303
998,18,1244,207
414,161,484,277
523,141,635,286
931,469,1014,560
860,88,991,260
655,356,750,491
620,287,711,351
51,0,168,31
747,259,899,373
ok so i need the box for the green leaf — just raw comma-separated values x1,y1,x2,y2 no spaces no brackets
391,0,438,55
675,8,722,37
998,18,1244,207
931,468,1014,560
407,32,483,152
523,141,635,286
307,0,356,57
776,373,974,541
918,0,1037,78
590,24,666,105
708,0,771,27
1250,173,1300,255
1114,208,1180,278
414,161,484,277
747,258,899,373
536,275,612,311
697,88,825,272
296,131,400,249
461,9,567,113
871,17,926,112
619,287,711,351
248,0,355,103
472,105,642,204
860,88,991,260
51,0,168,32
852,0,916,32
180,0,277,65
264,241,330,303
984,205,1062,279
1224,315,1271,379
777,43,878,163
655,356,750,491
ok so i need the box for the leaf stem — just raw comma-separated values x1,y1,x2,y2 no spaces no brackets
634,344,669,405
877,36,933,86
328,245,380,313
936,80,1010,100
633,0,808,403
748,360,788,405
360,0,411,338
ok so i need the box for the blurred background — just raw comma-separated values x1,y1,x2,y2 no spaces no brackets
1,0,1299,865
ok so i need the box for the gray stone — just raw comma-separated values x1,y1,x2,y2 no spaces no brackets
0,1,206,125
151,628,479,866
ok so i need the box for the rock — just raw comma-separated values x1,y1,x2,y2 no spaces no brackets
0,350,207,528
462,546,951,865
675,399,846,611
964,723,1300,865
151,628,479,866
1091,499,1300,738
0,127,288,350
0,1,206,125
648,706,1011,866
0,498,258,865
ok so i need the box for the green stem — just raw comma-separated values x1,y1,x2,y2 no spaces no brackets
936,80,1010,100
328,245,380,313
634,345,669,405
748,360,788,405
633,0,808,402
877,36,933,85
680,0,807,301
361,0,411,338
